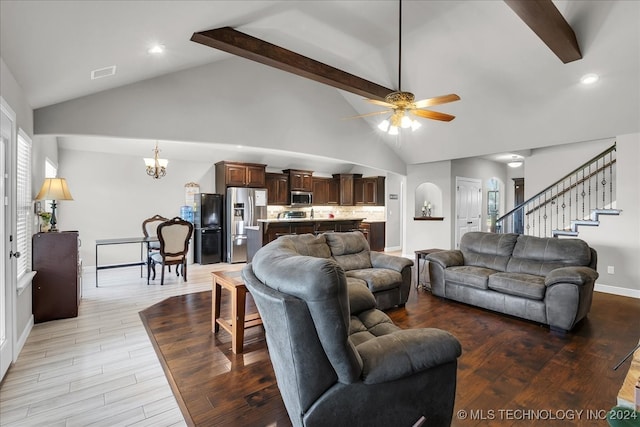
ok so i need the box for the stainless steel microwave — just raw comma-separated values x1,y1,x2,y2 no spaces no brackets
290,191,313,206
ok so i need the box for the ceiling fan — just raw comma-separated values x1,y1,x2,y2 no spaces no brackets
351,0,460,135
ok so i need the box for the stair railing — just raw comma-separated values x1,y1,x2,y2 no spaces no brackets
497,144,616,237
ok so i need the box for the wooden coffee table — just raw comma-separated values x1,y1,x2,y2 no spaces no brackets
211,270,262,354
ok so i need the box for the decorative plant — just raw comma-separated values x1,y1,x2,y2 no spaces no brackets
38,211,51,224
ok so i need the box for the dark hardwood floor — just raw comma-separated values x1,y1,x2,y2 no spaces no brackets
140,276,640,427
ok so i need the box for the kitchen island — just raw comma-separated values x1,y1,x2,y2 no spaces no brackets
246,218,365,262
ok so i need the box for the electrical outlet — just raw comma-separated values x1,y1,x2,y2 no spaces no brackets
607,266,615,274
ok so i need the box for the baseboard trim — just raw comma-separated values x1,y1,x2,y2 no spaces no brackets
15,315,34,361
384,245,401,252
595,283,640,299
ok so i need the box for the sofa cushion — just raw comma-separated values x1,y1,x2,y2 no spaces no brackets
348,280,377,314
325,232,372,271
444,265,498,290
507,235,592,276
349,309,400,347
284,233,332,258
488,272,546,300
460,232,519,271
347,268,403,293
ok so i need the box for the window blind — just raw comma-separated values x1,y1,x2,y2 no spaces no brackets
16,132,31,279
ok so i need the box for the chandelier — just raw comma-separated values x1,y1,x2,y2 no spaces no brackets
144,142,168,179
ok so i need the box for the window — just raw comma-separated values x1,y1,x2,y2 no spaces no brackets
16,131,32,280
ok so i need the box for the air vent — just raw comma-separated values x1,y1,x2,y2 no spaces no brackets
91,65,117,80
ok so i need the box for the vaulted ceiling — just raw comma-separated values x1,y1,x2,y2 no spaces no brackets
1,1,638,170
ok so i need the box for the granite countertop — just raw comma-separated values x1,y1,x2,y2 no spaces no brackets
258,218,367,223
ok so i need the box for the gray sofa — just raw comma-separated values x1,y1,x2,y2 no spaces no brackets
426,232,599,332
270,231,413,310
243,233,461,427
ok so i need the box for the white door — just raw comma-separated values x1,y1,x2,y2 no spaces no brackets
0,99,15,380
455,177,482,249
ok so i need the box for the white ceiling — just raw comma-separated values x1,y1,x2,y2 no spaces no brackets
1,0,638,170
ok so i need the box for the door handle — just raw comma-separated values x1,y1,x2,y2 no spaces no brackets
467,221,473,224
9,250,21,259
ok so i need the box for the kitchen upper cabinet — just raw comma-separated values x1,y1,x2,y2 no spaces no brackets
312,178,340,205
283,169,313,192
355,176,386,206
266,173,289,205
215,161,266,193
333,174,362,206
312,178,329,205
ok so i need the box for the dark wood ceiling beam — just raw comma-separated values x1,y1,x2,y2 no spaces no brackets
504,0,582,63
191,27,394,101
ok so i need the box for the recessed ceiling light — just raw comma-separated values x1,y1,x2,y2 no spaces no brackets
148,44,165,54
580,73,599,85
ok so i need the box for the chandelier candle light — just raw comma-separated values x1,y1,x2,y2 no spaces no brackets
35,178,74,232
144,142,169,179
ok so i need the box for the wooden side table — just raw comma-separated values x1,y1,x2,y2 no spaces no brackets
211,270,262,354
414,249,444,290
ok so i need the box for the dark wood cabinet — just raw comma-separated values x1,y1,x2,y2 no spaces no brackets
333,174,362,206
355,176,385,206
327,178,340,205
266,173,289,205
259,219,363,244
32,231,81,323
283,169,313,192
312,178,340,205
215,161,266,193
360,221,385,251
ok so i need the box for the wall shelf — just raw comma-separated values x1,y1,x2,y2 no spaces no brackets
413,216,444,221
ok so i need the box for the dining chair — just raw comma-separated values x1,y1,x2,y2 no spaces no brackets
147,217,194,285
142,214,169,269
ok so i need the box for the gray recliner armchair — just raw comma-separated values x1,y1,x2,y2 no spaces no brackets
243,234,462,427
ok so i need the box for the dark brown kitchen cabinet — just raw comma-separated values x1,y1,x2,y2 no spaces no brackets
283,169,313,192
312,178,340,205
32,231,81,323
333,174,362,206
266,173,289,205
360,221,386,251
215,161,266,193
312,178,328,205
355,176,385,206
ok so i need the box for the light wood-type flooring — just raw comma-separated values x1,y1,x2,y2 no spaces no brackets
1,260,639,426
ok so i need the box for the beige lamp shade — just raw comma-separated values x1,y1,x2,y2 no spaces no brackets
35,178,74,201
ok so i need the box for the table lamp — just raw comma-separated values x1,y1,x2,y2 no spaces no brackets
35,178,74,232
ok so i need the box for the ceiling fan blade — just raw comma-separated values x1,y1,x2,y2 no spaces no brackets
366,98,396,108
410,109,456,122
343,110,390,120
412,94,461,109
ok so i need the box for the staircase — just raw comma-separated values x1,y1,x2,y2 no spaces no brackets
497,144,622,238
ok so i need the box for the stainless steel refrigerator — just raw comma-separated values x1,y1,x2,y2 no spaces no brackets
225,187,268,263
193,193,223,264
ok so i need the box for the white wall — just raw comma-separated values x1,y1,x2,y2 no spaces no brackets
1,57,38,357
405,160,453,256
34,57,407,176
530,135,638,295
57,148,216,276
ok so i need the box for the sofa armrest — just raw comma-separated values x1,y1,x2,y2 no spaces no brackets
545,266,599,287
370,251,413,272
356,328,461,385
425,250,464,269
